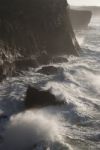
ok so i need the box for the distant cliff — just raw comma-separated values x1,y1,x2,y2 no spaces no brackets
71,6,100,17
0,0,80,80
70,9,92,29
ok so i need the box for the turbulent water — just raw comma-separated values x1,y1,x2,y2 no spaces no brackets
0,17,100,150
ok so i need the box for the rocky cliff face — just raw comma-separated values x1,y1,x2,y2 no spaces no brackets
0,0,80,80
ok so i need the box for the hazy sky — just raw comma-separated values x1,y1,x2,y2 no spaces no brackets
68,0,100,6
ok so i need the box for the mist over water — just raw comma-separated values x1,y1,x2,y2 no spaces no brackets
1,110,67,150
0,17,100,150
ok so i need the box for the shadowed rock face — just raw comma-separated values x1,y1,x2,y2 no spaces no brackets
0,0,80,80
25,86,65,108
70,9,92,29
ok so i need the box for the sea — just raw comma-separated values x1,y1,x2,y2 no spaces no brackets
0,16,100,150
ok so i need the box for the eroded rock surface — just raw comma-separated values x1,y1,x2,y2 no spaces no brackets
0,0,80,80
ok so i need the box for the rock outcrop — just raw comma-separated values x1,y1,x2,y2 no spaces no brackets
25,86,65,108
37,65,63,75
70,9,92,29
0,0,80,80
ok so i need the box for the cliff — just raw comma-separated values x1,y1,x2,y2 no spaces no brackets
71,6,100,17
0,0,80,80
70,9,92,29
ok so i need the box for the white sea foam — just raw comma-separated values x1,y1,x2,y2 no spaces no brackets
1,110,66,150
76,35,85,45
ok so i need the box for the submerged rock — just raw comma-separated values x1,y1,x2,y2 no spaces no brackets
37,66,63,75
25,86,65,108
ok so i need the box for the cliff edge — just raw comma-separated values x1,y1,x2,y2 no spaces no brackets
0,0,80,80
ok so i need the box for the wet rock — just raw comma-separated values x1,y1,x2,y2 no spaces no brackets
37,51,51,65
0,74,6,82
0,65,5,82
0,60,14,82
37,66,62,75
52,56,68,63
86,134,100,142
32,141,49,150
15,58,38,71
25,86,65,108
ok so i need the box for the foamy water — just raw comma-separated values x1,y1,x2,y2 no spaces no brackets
0,17,100,150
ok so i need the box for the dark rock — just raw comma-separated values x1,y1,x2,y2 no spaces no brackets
25,86,65,108
0,59,14,82
52,56,68,63
0,0,80,56
86,134,100,142
15,57,39,71
37,51,51,65
32,141,50,150
0,74,6,82
0,65,5,81
37,66,62,75
0,114,8,120
0,0,80,81
70,9,92,29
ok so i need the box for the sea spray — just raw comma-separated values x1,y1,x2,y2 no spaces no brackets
76,35,85,46
0,109,72,150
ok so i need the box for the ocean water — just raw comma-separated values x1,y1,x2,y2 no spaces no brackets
0,17,100,150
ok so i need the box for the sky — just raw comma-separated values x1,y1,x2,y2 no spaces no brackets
68,0,100,6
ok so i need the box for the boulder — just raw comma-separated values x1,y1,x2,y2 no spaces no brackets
25,86,65,108
37,66,62,75
0,114,8,121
